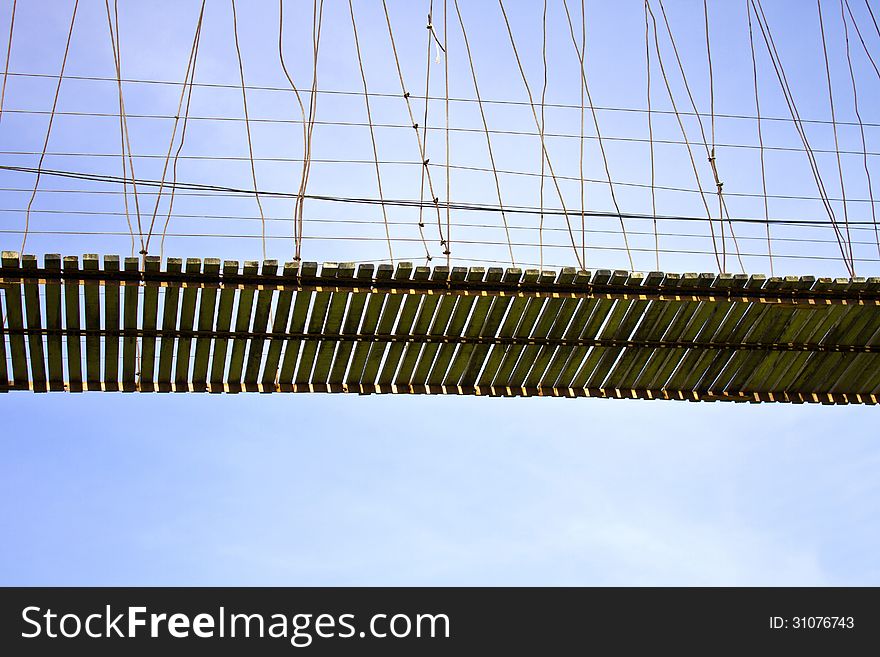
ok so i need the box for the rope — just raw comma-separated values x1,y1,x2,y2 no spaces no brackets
452,0,515,266
104,0,142,258
20,0,78,255
561,0,634,270
157,3,205,261
142,0,205,258
0,0,16,125
444,0,451,266
751,0,855,276
539,0,548,270
580,0,587,266
645,0,658,270
230,0,267,260
381,0,435,262
843,0,880,257
348,0,393,265
497,0,584,270
819,0,854,267
747,0,774,276
703,0,726,271
278,0,310,261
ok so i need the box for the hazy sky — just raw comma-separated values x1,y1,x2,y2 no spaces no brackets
1,0,879,586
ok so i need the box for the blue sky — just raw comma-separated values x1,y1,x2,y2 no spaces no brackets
1,0,879,585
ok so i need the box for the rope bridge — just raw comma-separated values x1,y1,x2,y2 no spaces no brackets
2,251,879,403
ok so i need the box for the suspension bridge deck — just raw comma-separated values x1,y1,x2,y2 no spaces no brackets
1,251,879,403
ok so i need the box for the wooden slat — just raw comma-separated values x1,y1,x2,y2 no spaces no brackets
0,258,7,387
21,255,47,391
459,268,521,388
192,258,220,387
511,268,578,387
174,258,201,387
138,256,160,390
261,261,298,385
551,269,615,388
102,255,120,390
362,262,411,384
328,263,372,385
445,267,504,386
476,268,541,388
156,258,182,388
63,255,83,391
312,262,354,385
278,261,318,384
2,252,28,387
429,267,485,386
209,260,239,386
830,277,880,393
346,264,393,385
394,266,447,386
227,260,259,387
244,260,277,385
411,267,469,386
296,262,338,384
121,257,140,390
44,254,63,390
82,254,102,391
377,265,430,385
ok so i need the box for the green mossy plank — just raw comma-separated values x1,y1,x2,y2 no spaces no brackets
227,260,259,386
378,265,430,385
429,267,485,386
210,260,238,385
156,258,183,386
312,262,355,385
20,255,46,391
1,252,27,387
244,260,278,384
44,254,63,390
346,264,394,385
362,263,412,384
279,262,318,384
82,254,102,391
174,258,202,386
121,257,140,388
102,255,120,390
261,261,298,385
192,259,220,386
296,262,338,385
394,266,447,386
139,256,160,388
328,264,373,385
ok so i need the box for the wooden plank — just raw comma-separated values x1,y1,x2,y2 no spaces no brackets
82,254,102,391
210,260,239,386
121,256,140,390
312,262,355,385
44,254,63,390
606,272,681,389
20,255,46,391
296,262,338,384
510,268,578,387
763,278,851,393
138,256,161,389
278,261,318,384
174,258,202,387
377,265,431,385
665,274,749,392
459,268,521,388
2,252,28,387
428,267,485,386
226,260,259,387
445,267,504,386
585,272,655,389
261,261,298,385
476,268,542,388
362,262,411,384
0,259,7,387
63,255,83,391
243,260,277,385
192,258,220,387
551,269,615,389
831,277,880,393
411,267,469,386
102,255,120,390
345,264,393,385
393,266,447,386
156,257,182,388
328,263,373,385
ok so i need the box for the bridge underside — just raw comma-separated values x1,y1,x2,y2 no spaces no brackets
1,252,879,403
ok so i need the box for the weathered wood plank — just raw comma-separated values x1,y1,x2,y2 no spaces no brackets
393,266,447,386
192,258,220,387
243,260,277,385
227,260,259,387
362,262,411,384
82,254,102,391
102,255,120,390
63,255,83,391
261,261,298,386
411,267,469,386
209,260,239,386
121,256,140,390
44,254,63,390
428,267,485,386
377,265,430,386
296,262,338,384
174,258,201,387
139,256,160,390
312,262,355,385
346,264,393,385
278,261,318,384
445,267,504,386
328,263,372,385
21,255,47,391
2,252,28,388
156,257,182,388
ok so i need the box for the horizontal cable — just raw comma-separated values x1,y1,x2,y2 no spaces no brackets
6,70,878,129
